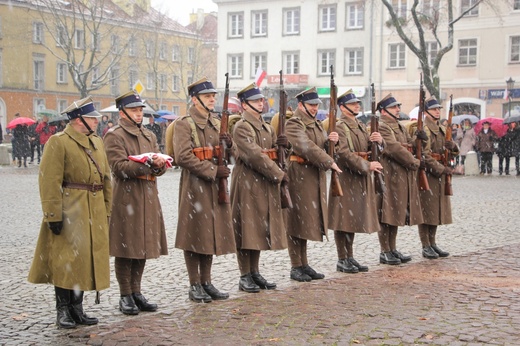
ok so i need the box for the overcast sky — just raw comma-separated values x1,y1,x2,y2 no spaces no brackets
151,0,218,26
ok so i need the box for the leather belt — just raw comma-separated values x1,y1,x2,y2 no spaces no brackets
354,152,369,160
136,174,156,182
262,148,278,161
401,143,413,153
431,153,444,162
289,155,311,165
62,181,104,192
193,146,221,161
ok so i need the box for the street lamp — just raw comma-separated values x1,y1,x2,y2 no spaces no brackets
506,77,515,117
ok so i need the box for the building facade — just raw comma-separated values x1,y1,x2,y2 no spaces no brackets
213,0,520,119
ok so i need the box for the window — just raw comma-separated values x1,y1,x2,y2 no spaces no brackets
388,43,406,68
57,100,68,113
511,36,520,63
33,99,45,117
74,29,84,49
344,48,363,75
318,50,335,76
111,35,119,54
251,53,267,78
172,45,180,62
172,75,180,92
187,71,193,86
146,72,155,90
458,39,477,66
33,22,44,44
128,35,136,56
110,66,119,96
228,12,244,38
426,42,438,66
346,3,364,29
515,0,520,10
159,74,167,91
146,41,154,59
159,42,167,60
33,58,44,90
251,10,267,37
422,0,440,17
129,69,138,89
461,0,479,16
283,7,300,36
319,5,336,32
283,51,299,74
91,33,100,51
57,25,67,46
57,63,67,83
188,47,195,64
172,106,180,116
392,0,407,19
228,54,243,78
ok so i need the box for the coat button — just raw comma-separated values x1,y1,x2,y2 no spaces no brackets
50,213,54,217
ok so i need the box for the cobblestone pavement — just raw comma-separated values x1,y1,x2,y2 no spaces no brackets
1,161,519,345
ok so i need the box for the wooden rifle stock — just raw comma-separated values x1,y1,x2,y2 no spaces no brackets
417,74,430,191
328,65,343,197
370,83,386,195
444,95,454,196
277,70,293,209
217,73,230,204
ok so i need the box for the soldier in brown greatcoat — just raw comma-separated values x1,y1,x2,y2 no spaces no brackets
28,97,111,329
104,90,168,315
327,90,383,274
174,78,236,303
377,94,423,265
285,87,342,282
231,83,288,293
419,96,459,259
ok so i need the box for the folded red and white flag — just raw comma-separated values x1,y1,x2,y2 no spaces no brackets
128,153,174,168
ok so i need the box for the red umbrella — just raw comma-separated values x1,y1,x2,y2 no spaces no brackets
474,117,508,138
7,117,36,129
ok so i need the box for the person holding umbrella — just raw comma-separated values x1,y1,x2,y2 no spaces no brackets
27,97,112,329
475,120,498,175
36,115,57,152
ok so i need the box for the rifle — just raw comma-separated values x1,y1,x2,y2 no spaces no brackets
417,74,430,191
217,73,230,204
328,65,343,197
444,95,454,196
277,70,293,209
370,83,386,195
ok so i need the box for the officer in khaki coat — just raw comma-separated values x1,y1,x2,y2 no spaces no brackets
285,87,342,282
231,83,288,293
104,90,168,315
28,97,111,329
174,77,235,303
377,94,423,265
327,90,383,274
419,96,459,259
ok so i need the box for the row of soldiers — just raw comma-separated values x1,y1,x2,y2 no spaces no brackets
27,76,458,329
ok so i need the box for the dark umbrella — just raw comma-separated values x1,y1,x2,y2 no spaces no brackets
503,115,520,124
7,117,36,129
48,116,69,125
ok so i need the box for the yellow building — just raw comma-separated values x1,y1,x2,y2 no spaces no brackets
0,0,216,130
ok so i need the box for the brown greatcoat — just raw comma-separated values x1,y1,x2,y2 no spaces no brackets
422,117,458,225
28,125,112,291
378,116,423,226
231,110,287,250
174,106,235,255
103,118,168,259
285,108,334,241
328,115,380,234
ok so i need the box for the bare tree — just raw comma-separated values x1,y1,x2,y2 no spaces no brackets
33,0,128,97
381,0,501,99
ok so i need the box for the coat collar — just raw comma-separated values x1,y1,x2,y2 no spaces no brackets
64,124,98,150
118,118,152,141
295,108,318,128
242,110,266,131
425,116,441,134
189,106,219,129
341,114,361,129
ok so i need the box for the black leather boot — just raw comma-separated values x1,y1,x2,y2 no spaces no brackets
391,250,412,263
55,287,76,329
17,159,21,167
119,295,139,315
202,283,229,300
238,273,261,293
290,266,312,282
379,252,401,265
70,291,98,325
23,158,27,167
336,259,359,273
188,284,212,303
132,293,158,312
251,272,277,290
431,244,450,257
348,257,369,272
422,246,439,259
302,265,325,280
